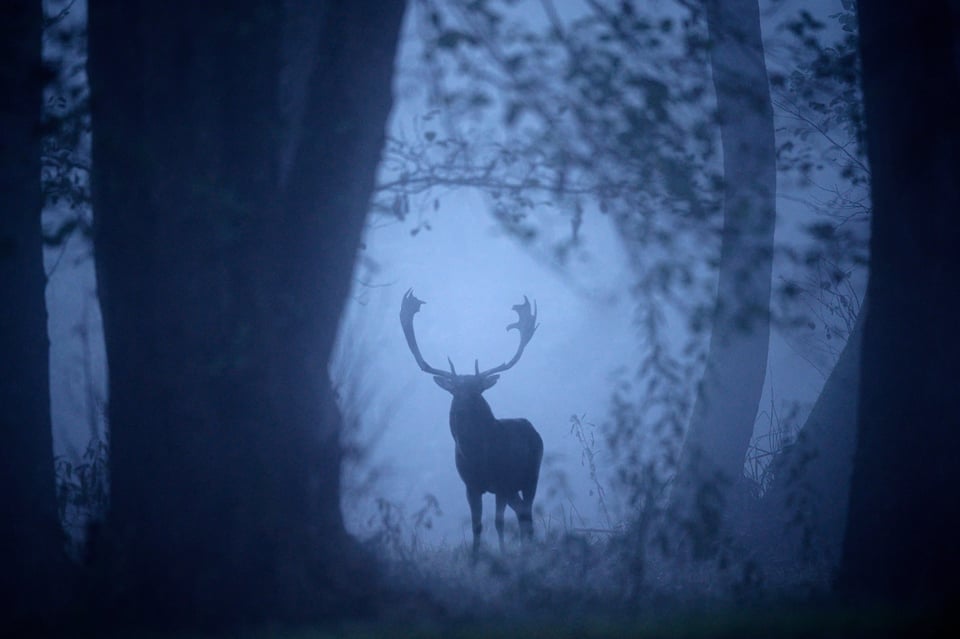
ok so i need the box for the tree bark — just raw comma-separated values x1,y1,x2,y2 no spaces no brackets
763,302,865,569
0,0,69,629
837,1,960,606
671,0,776,556
88,1,404,628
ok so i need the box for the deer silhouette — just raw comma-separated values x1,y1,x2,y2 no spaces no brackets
400,289,543,559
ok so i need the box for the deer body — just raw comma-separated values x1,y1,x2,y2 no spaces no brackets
401,289,543,558
447,390,543,552
451,406,541,499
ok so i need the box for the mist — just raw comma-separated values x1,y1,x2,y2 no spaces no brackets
5,0,959,636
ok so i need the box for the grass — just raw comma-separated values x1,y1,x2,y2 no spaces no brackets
108,601,947,639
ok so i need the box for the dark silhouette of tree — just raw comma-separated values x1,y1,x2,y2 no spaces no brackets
0,0,69,630
87,1,405,629
837,1,960,606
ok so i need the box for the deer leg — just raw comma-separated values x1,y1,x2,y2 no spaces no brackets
467,487,482,561
505,494,532,544
519,477,540,542
495,494,507,553
516,495,534,541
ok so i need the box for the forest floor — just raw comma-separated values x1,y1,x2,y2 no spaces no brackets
105,604,948,639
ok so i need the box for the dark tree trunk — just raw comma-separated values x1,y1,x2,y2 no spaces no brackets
672,0,776,556
87,1,404,628
0,0,68,629
837,2,960,606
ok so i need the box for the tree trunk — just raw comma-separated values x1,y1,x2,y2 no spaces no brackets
671,0,776,556
0,0,69,629
836,2,960,606
763,301,865,570
87,0,404,628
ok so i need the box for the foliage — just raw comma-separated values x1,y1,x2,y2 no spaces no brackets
54,432,109,560
368,4,871,596
779,255,863,374
382,0,870,345
381,0,721,275
379,0,724,550
568,414,613,530
355,486,822,625
41,0,92,251
345,400,826,621
363,495,444,566
743,392,803,497
773,2,865,188
770,0,869,362
742,394,829,568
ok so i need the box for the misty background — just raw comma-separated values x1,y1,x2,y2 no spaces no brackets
14,0,956,634
45,0,844,549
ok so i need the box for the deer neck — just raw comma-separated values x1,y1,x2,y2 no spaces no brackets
449,393,496,448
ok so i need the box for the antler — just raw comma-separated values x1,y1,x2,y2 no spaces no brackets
400,289,455,377
478,296,539,377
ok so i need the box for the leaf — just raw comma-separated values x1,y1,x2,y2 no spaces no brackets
469,92,492,108
505,101,523,126
436,29,476,50
807,222,835,240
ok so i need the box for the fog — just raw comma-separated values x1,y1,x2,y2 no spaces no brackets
45,164,832,551
334,188,831,549
322,0,839,549
335,188,636,544
28,0,937,632
42,0,840,553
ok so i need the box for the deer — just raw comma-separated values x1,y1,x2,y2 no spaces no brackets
400,289,543,560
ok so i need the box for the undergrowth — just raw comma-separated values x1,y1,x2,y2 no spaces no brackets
351,418,829,626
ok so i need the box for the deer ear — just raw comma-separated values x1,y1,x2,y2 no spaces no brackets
481,374,499,391
433,376,455,392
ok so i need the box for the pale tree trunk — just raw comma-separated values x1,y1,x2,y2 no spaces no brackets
837,1,960,606
671,0,776,557
763,301,865,570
